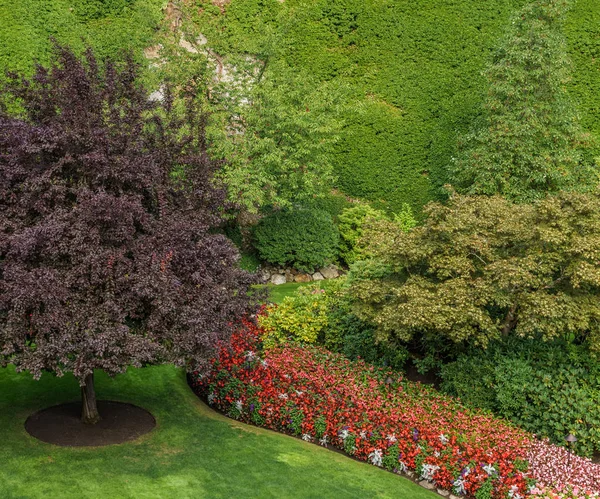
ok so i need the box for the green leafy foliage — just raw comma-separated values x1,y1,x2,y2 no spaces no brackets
338,203,387,265
148,11,344,213
208,57,344,212
258,279,346,348
0,0,162,77
338,202,415,265
565,0,600,162
254,209,340,272
438,357,497,411
191,0,596,213
72,0,134,21
474,479,494,499
259,278,408,370
441,339,600,456
339,316,409,371
450,0,597,202
239,253,261,272
4,1,600,215
349,191,600,351
300,192,353,221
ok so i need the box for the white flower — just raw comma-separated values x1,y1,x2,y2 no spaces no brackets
453,478,466,496
439,433,449,445
386,434,397,444
508,486,522,499
302,433,313,442
295,390,304,396
244,350,256,361
420,464,439,481
338,429,349,441
482,463,496,475
319,435,328,447
368,449,383,467
261,359,268,367
278,393,288,400
434,450,441,458
359,430,367,439
207,392,215,405
397,461,408,474
235,400,243,412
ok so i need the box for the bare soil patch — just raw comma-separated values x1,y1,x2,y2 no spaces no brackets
25,401,155,447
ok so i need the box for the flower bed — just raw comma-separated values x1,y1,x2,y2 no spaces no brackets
189,319,600,498
526,440,600,497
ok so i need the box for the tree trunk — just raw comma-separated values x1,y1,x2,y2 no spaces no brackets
81,372,101,425
236,209,262,252
501,303,518,336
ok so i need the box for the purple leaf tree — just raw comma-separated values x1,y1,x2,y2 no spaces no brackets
0,45,258,424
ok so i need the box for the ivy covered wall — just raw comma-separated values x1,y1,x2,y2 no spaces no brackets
565,0,600,158
0,0,163,75
192,0,600,214
1,0,597,214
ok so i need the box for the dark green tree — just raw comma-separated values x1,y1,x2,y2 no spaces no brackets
450,0,596,202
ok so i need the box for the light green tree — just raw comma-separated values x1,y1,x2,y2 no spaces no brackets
208,58,343,212
147,15,343,213
349,190,600,351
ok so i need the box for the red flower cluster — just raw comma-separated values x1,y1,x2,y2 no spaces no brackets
190,319,532,498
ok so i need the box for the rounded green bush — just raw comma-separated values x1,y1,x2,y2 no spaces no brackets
254,209,340,273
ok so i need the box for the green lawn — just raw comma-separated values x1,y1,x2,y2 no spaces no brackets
252,282,311,305
0,365,435,499
264,282,310,304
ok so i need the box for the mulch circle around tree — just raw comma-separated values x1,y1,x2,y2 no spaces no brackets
25,401,156,447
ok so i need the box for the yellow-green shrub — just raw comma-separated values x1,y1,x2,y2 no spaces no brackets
259,280,346,348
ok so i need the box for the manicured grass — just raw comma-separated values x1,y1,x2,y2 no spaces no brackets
0,365,436,499
253,282,310,305
265,282,310,304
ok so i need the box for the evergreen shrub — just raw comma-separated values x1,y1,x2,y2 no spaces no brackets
440,339,600,457
254,209,340,272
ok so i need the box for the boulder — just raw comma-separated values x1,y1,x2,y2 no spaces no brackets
312,272,324,281
419,481,435,490
270,274,286,285
295,273,312,283
320,265,339,279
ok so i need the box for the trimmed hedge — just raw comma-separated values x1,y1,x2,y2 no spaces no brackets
254,209,340,272
7,1,598,214
4,2,599,214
